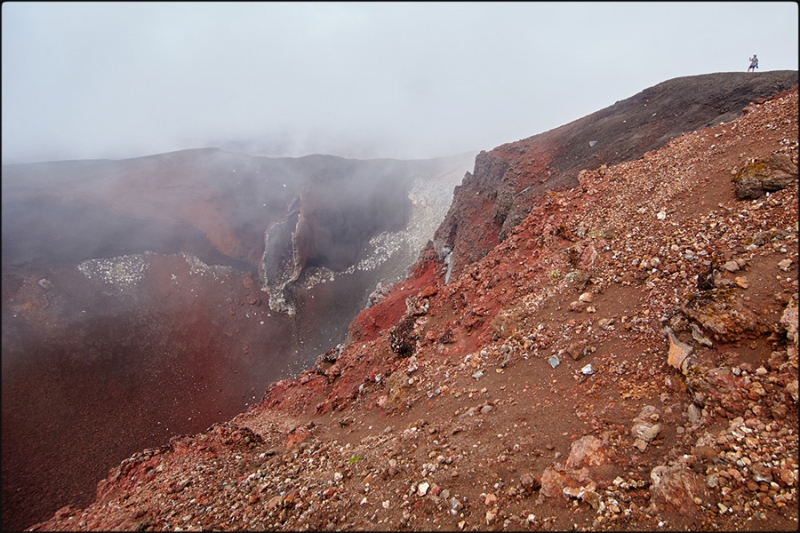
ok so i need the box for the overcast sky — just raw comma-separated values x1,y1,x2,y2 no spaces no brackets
2,2,798,163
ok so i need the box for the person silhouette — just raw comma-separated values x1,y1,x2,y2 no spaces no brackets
748,55,758,72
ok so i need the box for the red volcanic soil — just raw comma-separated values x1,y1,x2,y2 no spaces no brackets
348,251,442,345
19,75,800,532
1,254,291,531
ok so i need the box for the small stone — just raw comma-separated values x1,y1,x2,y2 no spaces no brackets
520,473,541,490
569,300,588,312
486,509,497,525
581,490,603,510
666,329,692,371
597,318,615,330
735,276,749,289
786,380,798,402
749,382,766,397
687,403,703,425
484,493,498,506
633,438,648,452
778,259,793,271
690,323,713,347
566,341,588,361
547,356,560,368
581,364,594,375
579,292,594,303
417,482,430,496
723,261,740,272
632,421,661,442
450,497,463,511
472,371,484,379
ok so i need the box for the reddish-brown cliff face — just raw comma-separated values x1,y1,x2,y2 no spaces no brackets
434,71,800,279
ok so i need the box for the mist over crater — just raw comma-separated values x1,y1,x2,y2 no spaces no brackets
1,148,475,530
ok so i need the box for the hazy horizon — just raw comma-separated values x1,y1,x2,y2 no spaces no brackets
3,2,798,164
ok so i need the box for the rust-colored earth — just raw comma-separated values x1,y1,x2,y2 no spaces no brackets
5,72,799,532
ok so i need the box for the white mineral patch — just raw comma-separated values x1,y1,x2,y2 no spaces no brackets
355,231,404,271
78,254,149,291
181,253,232,279
298,177,457,293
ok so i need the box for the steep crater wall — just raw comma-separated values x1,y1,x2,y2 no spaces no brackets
0,149,474,531
434,71,799,278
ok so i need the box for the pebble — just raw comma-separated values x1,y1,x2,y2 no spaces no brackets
417,482,430,497
723,260,740,272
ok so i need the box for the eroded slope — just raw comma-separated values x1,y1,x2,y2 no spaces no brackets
30,83,799,531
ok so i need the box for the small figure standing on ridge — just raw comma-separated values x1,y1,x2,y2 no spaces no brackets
748,54,758,72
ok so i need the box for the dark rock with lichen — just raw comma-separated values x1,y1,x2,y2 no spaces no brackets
733,153,798,199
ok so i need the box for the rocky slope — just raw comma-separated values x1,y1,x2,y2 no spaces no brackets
26,74,800,532
434,71,799,279
1,150,475,531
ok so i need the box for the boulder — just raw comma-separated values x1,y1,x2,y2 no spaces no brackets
732,153,797,199
649,464,709,514
684,363,746,413
384,371,412,409
682,291,762,343
565,436,608,469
